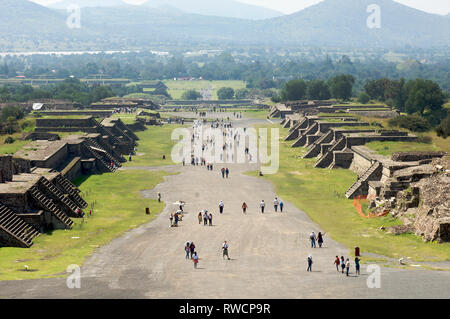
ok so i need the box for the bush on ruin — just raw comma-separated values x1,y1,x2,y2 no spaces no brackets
436,114,450,139
388,115,432,132
4,136,14,144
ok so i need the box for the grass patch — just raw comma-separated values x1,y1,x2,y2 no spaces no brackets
247,124,450,261
365,140,440,156
0,169,172,280
242,109,269,119
124,124,187,167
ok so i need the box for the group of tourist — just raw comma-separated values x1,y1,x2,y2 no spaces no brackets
333,255,361,276
184,241,199,268
198,210,213,226
309,231,325,248
184,240,231,269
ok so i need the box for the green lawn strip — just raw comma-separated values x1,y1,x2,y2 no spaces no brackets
124,124,187,167
0,139,30,155
0,169,173,280
247,124,450,262
365,140,440,156
241,109,269,119
110,113,137,124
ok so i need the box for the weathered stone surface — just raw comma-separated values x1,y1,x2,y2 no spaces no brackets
391,151,446,162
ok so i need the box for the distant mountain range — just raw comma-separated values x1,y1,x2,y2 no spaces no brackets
46,0,284,20
1,0,449,51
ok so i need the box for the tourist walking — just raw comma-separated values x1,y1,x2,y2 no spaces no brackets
174,213,179,227
222,241,230,260
169,213,173,227
221,168,225,178
334,256,340,271
185,243,191,259
273,197,279,212
242,202,247,214
219,200,224,214
193,252,199,269
279,200,284,212
317,232,324,248
225,168,229,178
307,255,313,272
355,257,360,276
190,242,196,258
203,211,209,226
310,231,317,248
260,200,265,213
198,212,202,225
345,258,350,276
208,213,213,226
341,256,345,273
157,192,161,203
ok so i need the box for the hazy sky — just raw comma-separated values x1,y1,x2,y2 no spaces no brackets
31,0,450,15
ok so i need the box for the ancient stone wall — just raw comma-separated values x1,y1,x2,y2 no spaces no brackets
31,144,68,169
12,158,31,174
36,118,95,128
0,156,14,182
61,157,82,182
333,152,354,168
391,152,447,162
22,132,60,141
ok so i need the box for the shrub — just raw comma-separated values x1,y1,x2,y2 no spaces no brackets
357,92,370,104
416,135,432,144
436,114,450,139
4,136,14,144
388,115,432,132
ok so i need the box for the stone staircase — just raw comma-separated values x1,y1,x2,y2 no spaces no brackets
29,186,73,229
112,125,136,142
303,130,333,159
291,122,318,147
85,138,123,167
0,204,40,247
314,136,346,168
81,143,116,173
39,177,82,217
53,175,87,209
95,138,125,163
93,122,122,145
345,161,382,199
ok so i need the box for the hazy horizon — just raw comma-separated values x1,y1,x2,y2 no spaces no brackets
30,0,450,15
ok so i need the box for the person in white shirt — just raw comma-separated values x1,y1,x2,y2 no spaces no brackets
273,197,279,212
260,200,265,213
222,241,230,260
219,200,224,214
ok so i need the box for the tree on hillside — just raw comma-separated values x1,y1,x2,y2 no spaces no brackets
307,80,331,100
235,88,249,99
436,114,450,139
385,78,407,112
1,105,25,122
91,85,115,102
357,92,370,104
328,74,355,100
181,89,201,100
280,79,307,101
364,78,390,101
217,87,235,100
404,79,446,125
388,115,432,132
